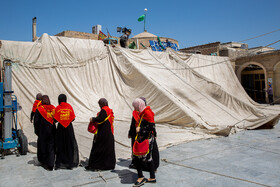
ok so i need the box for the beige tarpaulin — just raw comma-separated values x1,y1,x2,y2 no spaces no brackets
0,34,279,159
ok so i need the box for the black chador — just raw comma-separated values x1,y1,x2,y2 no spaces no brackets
86,98,116,170
54,94,79,170
34,95,56,170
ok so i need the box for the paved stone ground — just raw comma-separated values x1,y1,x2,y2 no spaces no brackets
1,121,280,187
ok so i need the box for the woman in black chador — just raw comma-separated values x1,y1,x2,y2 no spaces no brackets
34,95,56,171
54,94,79,170
85,98,116,170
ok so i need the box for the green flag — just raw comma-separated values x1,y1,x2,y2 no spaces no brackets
157,36,165,50
138,14,145,22
128,41,136,49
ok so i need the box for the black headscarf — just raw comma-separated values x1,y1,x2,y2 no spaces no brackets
42,95,51,105
98,98,108,108
58,94,67,105
36,93,43,100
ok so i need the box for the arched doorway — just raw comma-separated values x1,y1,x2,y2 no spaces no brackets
241,64,266,103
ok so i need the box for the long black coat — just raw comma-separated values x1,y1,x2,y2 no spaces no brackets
34,110,56,169
55,122,79,169
88,109,116,170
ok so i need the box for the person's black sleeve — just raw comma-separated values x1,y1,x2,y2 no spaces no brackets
92,109,107,123
128,117,136,137
30,111,35,123
154,126,157,138
33,110,41,136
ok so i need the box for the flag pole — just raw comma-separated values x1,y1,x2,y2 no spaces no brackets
144,8,147,32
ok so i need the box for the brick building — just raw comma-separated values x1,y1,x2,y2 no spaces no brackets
235,50,280,104
180,42,221,55
55,31,99,40
180,42,249,58
181,41,279,104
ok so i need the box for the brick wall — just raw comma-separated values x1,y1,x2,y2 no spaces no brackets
180,42,220,55
55,31,99,40
220,48,248,59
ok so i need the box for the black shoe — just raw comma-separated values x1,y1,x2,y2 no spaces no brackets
44,166,53,171
85,166,97,171
47,167,53,171
129,164,136,169
133,178,147,187
146,178,156,183
42,164,53,171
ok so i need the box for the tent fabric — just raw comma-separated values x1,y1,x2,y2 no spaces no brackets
0,34,279,159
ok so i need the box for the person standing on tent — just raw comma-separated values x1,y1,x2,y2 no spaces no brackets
30,93,42,124
267,85,274,105
54,94,79,170
128,97,159,171
132,98,157,186
85,98,116,171
120,28,131,48
34,95,56,171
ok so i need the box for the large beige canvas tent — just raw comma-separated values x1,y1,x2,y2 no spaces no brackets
0,34,279,159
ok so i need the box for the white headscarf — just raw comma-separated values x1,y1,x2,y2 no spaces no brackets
132,98,146,113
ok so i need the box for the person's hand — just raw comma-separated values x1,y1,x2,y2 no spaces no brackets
136,127,140,133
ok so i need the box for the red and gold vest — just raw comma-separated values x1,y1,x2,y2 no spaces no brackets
37,104,55,124
139,106,155,123
132,110,140,127
32,100,42,112
102,106,114,134
54,102,75,128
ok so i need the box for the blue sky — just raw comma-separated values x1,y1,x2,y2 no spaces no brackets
1,0,279,49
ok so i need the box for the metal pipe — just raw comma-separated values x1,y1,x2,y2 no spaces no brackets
144,8,147,32
3,60,13,140
32,17,37,42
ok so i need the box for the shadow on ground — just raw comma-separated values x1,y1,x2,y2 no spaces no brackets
116,158,131,168
111,158,137,184
27,156,41,166
111,169,137,184
28,141,37,148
